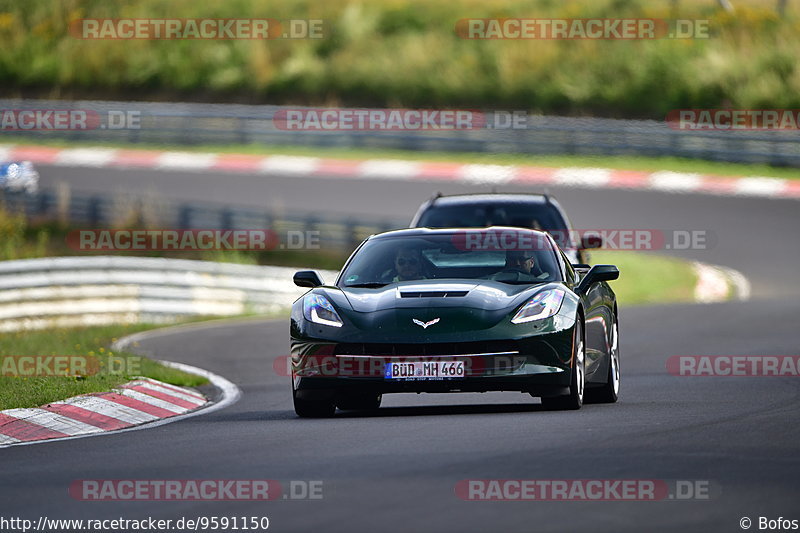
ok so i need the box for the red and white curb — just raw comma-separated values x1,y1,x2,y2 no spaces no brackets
0,360,240,448
2,144,799,200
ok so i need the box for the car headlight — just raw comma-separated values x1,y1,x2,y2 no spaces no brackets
511,289,565,324
303,293,344,328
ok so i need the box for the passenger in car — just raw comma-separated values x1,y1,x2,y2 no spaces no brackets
490,250,549,282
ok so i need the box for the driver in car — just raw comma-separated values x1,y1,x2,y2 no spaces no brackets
389,247,426,282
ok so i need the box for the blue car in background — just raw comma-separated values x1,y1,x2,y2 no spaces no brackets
0,161,39,194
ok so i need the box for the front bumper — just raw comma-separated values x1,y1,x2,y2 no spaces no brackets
290,327,576,398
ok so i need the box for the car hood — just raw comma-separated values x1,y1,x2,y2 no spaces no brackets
321,280,558,337
339,279,538,314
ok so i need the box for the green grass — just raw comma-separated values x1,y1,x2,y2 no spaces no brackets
3,135,799,179
1,1,799,118
0,324,208,410
592,250,697,306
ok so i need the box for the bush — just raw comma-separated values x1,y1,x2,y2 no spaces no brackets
0,0,797,117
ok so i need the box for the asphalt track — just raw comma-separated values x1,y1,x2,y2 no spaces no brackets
1,165,799,533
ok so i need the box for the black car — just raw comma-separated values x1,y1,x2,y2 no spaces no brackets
290,227,620,417
410,192,601,263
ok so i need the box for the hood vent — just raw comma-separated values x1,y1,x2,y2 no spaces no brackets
400,290,469,298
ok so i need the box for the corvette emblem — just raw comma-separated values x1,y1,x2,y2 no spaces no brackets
412,318,440,329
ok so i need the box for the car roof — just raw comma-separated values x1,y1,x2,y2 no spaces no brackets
425,193,551,206
369,226,553,240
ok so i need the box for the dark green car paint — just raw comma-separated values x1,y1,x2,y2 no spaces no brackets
290,228,618,406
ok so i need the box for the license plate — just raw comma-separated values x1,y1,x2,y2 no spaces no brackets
384,361,465,380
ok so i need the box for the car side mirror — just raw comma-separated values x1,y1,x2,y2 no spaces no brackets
294,270,324,288
580,234,603,250
576,265,619,294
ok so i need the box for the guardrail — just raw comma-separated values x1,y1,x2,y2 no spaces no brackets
0,187,405,252
2,99,798,167
0,256,338,332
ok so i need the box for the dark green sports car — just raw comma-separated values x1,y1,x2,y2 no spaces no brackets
290,227,620,417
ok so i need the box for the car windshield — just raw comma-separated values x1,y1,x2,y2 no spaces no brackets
415,201,570,247
339,231,562,287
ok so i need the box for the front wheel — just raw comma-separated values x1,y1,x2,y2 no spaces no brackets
293,385,336,418
541,319,585,411
586,312,620,404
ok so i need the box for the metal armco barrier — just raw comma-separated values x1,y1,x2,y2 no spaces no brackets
0,256,339,332
0,188,405,251
1,99,798,167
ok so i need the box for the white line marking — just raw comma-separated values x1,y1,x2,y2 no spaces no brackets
358,159,422,179
156,152,217,170
55,148,118,167
734,177,788,197
459,164,517,185
648,171,703,192
1,408,104,436
553,167,611,187
259,155,320,174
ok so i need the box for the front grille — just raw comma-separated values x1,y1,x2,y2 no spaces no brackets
334,340,518,357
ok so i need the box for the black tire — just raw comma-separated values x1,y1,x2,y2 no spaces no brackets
293,388,336,418
541,319,585,411
336,392,382,411
586,312,620,404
